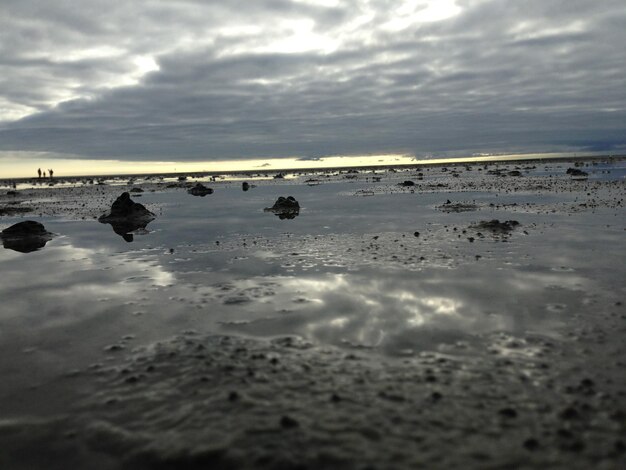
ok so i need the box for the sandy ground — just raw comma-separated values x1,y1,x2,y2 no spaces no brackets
0,158,624,469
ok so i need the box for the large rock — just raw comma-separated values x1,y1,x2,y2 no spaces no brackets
187,183,214,196
264,196,300,219
1,220,54,253
98,192,155,223
98,193,155,241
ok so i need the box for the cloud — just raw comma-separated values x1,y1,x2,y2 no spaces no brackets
0,0,625,162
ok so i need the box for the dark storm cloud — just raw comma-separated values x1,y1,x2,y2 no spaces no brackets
0,0,625,160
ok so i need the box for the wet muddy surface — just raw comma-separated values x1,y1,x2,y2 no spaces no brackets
0,158,624,469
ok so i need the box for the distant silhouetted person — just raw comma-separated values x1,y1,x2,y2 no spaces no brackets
37,168,41,178
43,171,46,178
49,169,54,178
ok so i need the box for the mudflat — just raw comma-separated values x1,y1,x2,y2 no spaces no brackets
0,157,624,469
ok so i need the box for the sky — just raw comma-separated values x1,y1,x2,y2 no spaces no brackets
1,0,625,177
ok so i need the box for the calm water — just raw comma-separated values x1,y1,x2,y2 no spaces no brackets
0,171,624,414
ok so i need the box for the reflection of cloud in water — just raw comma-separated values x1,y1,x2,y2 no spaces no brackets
221,267,588,353
0,243,175,332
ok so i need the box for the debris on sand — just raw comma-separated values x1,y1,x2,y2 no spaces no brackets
264,196,300,219
0,220,55,253
437,200,478,212
187,183,214,196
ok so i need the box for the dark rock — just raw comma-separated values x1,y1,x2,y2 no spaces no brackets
2,220,48,236
1,221,54,253
559,406,580,420
472,219,520,233
6,191,17,196
98,193,155,241
523,438,540,450
188,183,214,196
507,170,522,177
280,415,299,429
264,196,300,219
566,168,588,177
99,192,154,222
242,182,250,191
498,407,517,418
398,180,415,187
129,187,144,193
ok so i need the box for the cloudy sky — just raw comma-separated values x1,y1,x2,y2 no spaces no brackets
1,0,625,174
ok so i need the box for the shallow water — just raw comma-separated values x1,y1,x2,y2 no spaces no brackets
0,167,624,418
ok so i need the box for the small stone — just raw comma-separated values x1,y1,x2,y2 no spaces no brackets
499,407,517,418
559,407,579,420
580,378,594,388
523,438,539,450
280,415,299,429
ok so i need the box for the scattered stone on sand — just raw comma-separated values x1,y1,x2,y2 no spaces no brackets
264,196,300,220
566,168,588,177
0,220,55,253
0,206,33,216
471,219,520,234
187,183,214,196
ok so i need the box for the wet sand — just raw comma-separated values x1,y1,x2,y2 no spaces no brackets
0,157,624,469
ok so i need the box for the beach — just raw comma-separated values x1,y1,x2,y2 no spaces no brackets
0,156,624,469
